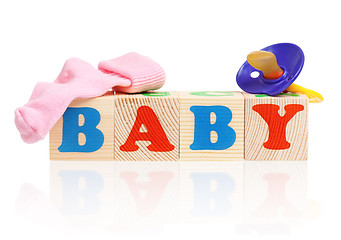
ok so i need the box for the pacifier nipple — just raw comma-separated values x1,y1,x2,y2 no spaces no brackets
247,51,284,79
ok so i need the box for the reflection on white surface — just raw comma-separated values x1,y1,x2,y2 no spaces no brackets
179,162,243,223
244,162,307,222
238,161,308,236
16,160,310,235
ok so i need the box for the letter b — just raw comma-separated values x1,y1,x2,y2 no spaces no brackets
58,107,104,152
190,106,236,150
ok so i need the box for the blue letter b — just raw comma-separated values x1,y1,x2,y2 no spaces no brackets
58,107,104,152
190,106,236,150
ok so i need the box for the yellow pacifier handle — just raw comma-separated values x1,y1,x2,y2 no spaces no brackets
286,83,324,103
247,50,324,103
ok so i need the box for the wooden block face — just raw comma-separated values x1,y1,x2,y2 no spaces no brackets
243,92,308,160
114,91,179,161
50,92,114,161
179,91,244,161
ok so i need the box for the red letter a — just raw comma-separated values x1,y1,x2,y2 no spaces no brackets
252,104,304,150
120,106,175,152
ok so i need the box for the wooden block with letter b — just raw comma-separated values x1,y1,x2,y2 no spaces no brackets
114,91,179,161
179,91,244,161
243,92,308,160
50,92,114,161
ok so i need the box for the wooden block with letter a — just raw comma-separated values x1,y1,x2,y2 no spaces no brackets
50,92,114,161
179,91,244,161
114,91,179,161
243,92,308,161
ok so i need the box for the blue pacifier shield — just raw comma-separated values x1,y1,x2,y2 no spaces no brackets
236,43,304,96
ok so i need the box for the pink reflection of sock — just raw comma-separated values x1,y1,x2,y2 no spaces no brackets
16,183,67,226
15,53,166,144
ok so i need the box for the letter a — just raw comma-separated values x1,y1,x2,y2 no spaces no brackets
252,104,304,150
120,106,175,152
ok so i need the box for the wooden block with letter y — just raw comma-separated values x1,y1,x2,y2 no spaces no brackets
243,92,308,160
114,91,179,161
179,91,244,161
50,91,115,161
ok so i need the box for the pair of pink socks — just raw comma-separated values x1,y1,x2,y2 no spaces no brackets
15,53,166,144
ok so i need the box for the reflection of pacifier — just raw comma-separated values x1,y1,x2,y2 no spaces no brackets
236,43,323,103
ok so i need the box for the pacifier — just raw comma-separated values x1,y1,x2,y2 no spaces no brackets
236,43,323,103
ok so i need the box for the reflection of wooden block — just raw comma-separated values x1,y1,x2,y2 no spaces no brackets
243,93,308,161
113,161,179,224
114,92,179,161
50,92,114,161
178,161,243,223
179,91,244,161
244,161,307,224
50,161,115,224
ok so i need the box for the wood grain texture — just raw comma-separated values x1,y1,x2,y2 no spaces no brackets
243,92,308,161
179,91,244,161
50,92,114,161
114,92,179,161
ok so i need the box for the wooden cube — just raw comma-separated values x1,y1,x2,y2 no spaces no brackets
50,92,114,161
243,93,308,161
179,91,244,161
114,92,179,161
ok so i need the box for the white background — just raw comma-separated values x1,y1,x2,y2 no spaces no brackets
1,0,340,239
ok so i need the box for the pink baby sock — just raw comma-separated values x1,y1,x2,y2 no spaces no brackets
15,53,166,144
98,52,166,93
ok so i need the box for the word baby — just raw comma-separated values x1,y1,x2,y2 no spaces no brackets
50,91,307,161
